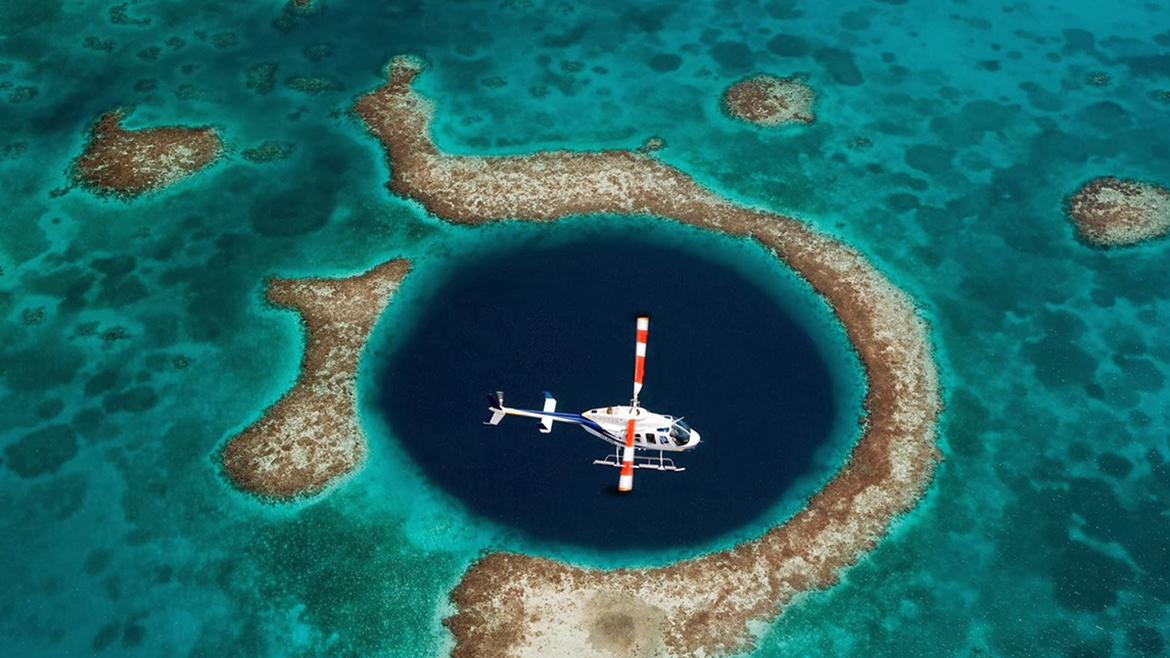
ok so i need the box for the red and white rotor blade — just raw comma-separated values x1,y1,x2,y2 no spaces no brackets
632,316,649,402
621,316,648,492
618,417,636,492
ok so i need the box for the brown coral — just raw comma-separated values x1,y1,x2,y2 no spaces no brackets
221,260,411,499
721,74,816,126
74,110,222,198
1067,176,1170,247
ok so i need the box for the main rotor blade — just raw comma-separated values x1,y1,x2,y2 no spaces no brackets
618,417,636,492
633,316,649,403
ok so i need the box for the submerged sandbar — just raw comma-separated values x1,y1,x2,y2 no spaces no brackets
74,110,223,198
221,260,410,499
350,56,941,657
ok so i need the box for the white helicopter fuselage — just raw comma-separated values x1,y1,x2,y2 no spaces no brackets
581,405,700,452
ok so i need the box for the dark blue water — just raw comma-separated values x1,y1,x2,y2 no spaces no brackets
378,233,841,550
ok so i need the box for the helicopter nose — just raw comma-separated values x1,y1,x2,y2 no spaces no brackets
688,429,700,446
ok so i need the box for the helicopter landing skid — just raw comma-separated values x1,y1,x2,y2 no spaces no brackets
592,450,685,472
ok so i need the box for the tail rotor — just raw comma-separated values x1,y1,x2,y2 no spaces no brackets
484,391,505,425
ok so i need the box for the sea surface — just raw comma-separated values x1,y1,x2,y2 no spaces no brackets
1,0,1168,657
375,218,861,558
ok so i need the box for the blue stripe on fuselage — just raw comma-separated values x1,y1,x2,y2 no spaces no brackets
513,409,618,440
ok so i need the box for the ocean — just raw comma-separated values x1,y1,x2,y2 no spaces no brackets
1,0,1168,656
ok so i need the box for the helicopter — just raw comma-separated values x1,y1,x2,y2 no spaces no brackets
485,316,701,492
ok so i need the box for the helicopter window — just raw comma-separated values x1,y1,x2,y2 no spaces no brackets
634,433,643,443
645,432,655,443
658,434,670,445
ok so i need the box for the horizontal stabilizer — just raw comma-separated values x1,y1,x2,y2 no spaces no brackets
538,392,556,433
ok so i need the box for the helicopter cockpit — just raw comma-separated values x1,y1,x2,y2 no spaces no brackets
668,419,693,446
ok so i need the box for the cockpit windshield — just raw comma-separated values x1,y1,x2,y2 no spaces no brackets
669,420,692,445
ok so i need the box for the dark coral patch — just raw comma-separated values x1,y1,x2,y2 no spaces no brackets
4,424,79,478
887,192,920,212
97,274,149,307
36,398,65,419
1126,626,1165,656
904,144,956,174
250,186,331,237
1067,478,1129,541
71,407,106,441
240,502,457,655
763,0,803,19
91,254,136,277
92,623,121,652
814,47,864,85
1062,28,1095,51
1022,336,1098,389
1080,101,1131,132
85,369,123,396
943,389,994,459
102,387,160,414
83,548,112,575
1052,541,1133,612
1111,355,1164,392
957,100,1019,134
0,345,84,391
1123,54,1170,78
121,624,146,648
0,0,63,36
840,10,871,31
1096,453,1133,478
766,33,811,57
709,41,755,72
648,53,682,72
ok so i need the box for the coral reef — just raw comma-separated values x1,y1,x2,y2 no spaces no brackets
73,110,222,198
1067,177,1170,247
637,136,666,154
221,260,411,499
352,56,940,657
721,73,816,126
242,140,296,163
286,75,342,94
245,62,279,95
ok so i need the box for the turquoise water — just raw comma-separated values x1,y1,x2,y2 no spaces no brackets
2,1,1168,656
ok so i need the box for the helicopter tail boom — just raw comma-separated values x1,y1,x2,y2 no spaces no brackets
484,391,567,434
